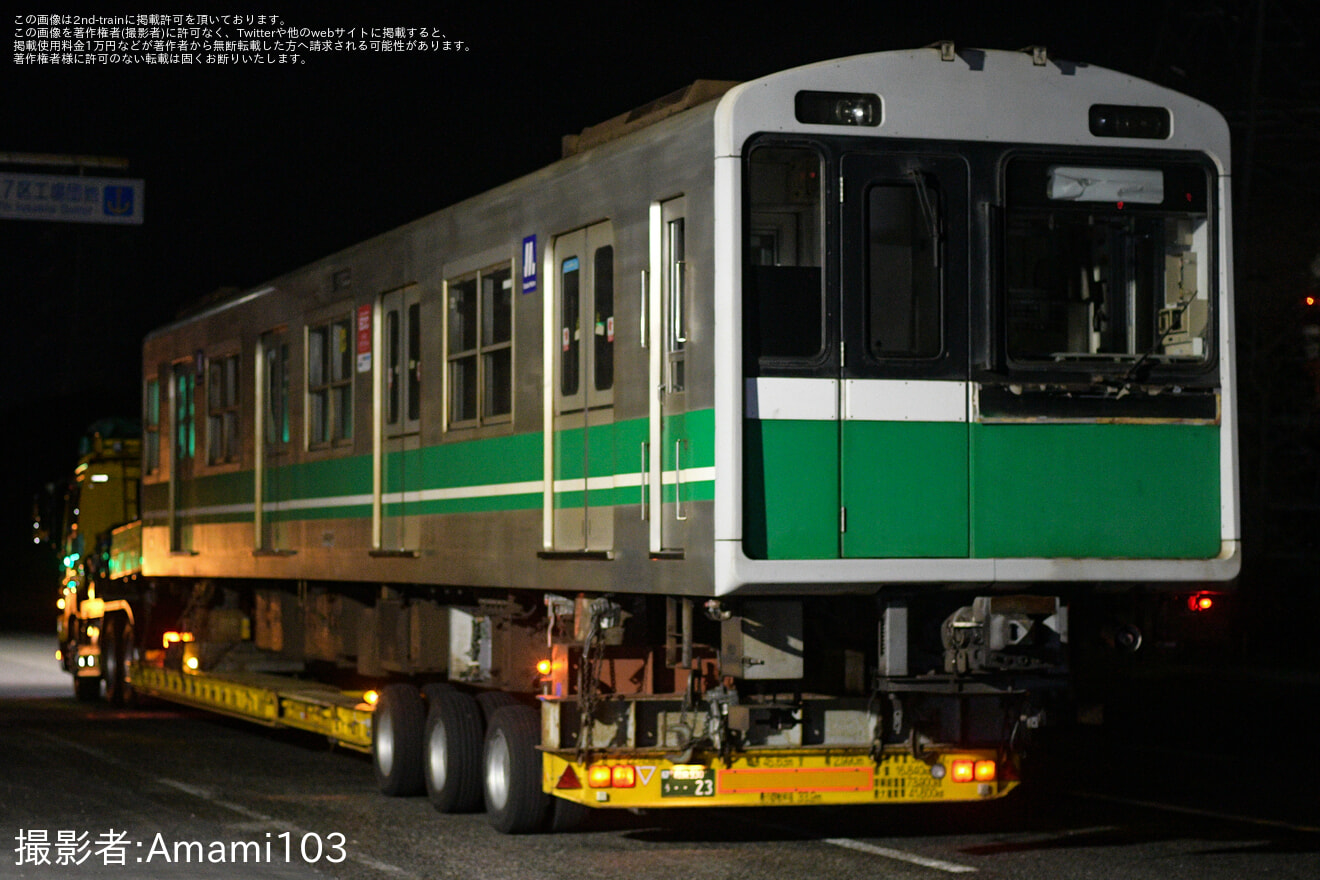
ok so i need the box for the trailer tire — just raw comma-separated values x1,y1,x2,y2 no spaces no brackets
475,690,518,724
423,689,484,813
545,796,591,833
74,672,100,702
373,684,425,796
103,616,133,707
483,704,549,834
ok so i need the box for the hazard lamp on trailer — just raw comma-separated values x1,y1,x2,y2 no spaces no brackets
585,764,639,789
162,631,195,649
950,759,997,783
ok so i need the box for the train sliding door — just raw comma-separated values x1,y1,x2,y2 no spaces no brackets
548,222,616,553
743,145,969,559
649,197,689,555
254,330,290,552
377,287,421,552
837,153,969,558
168,360,196,552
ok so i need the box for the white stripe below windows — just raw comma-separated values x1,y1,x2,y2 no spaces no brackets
745,377,968,422
744,378,838,420
844,379,967,422
144,469,720,521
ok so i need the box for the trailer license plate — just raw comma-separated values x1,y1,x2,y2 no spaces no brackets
661,765,714,798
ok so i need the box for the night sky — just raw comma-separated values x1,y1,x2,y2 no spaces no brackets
5,2,1317,630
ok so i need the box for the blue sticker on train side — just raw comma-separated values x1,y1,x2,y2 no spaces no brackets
522,235,537,294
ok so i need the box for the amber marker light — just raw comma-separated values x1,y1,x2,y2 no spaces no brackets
612,765,637,788
587,765,614,788
950,760,975,783
536,659,553,676
185,656,200,670
363,690,380,706
974,760,997,782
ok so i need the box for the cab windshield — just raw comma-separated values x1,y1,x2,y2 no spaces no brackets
1003,158,1213,368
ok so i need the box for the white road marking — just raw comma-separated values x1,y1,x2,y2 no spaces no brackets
757,820,976,873
822,837,978,873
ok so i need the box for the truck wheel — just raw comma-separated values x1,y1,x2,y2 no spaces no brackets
545,796,591,833
423,689,484,813
475,690,518,723
483,704,549,834
373,684,425,796
104,616,133,707
74,672,101,702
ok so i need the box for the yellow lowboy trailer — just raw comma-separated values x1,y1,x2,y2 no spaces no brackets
130,656,1012,808
543,749,1015,809
131,663,375,753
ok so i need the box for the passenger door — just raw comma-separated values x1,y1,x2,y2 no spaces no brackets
649,197,690,554
742,147,968,560
549,222,616,552
378,287,421,552
255,330,290,552
837,153,969,558
169,360,196,552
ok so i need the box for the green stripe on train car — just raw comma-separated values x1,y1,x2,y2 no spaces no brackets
743,419,838,560
969,423,1221,558
149,411,716,525
842,421,969,558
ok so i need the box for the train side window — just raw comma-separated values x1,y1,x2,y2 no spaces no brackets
447,262,514,428
173,365,195,462
594,245,614,392
560,258,580,397
385,309,401,425
307,317,353,446
264,343,289,445
144,378,160,474
449,276,479,423
666,224,685,391
745,145,825,365
867,181,942,358
206,353,241,464
481,266,513,419
407,301,422,423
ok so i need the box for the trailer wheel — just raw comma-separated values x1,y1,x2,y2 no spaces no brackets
423,689,484,813
373,684,425,796
73,672,100,702
483,704,549,834
103,616,133,707
475,690,518,724
545,796,591,833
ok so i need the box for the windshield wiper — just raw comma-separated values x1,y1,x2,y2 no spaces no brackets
1117,294,1200,389
907,169,940,267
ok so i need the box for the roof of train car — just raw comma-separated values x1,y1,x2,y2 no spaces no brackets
714,45,1230,159
147,45,1229,341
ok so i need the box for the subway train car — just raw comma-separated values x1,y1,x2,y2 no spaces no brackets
71,45,1237,832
